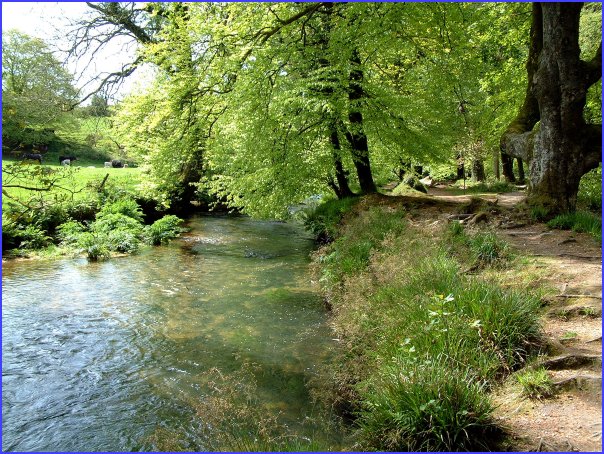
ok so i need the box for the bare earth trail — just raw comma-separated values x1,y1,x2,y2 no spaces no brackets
380,184,602,451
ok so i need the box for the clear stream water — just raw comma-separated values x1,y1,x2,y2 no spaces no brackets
2,215,338,451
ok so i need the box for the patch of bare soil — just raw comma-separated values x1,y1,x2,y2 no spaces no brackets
384,185,602,451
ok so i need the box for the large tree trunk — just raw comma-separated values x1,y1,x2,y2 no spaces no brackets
346,49,377,194
500,2,602,213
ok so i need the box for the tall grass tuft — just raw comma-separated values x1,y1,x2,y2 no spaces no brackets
547,211,601,239
359,355,497,452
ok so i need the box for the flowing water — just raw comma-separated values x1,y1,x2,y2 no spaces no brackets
2,215,338,451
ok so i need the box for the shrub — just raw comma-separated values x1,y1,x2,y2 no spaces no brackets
106,229,141,253
15,224,52,250
144,215,184,245
98,198,144,223
75,231,110,261
92,212,144,234
56,220,86,246
577,165,602,211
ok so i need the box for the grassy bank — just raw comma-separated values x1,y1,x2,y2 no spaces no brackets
307,196,543,451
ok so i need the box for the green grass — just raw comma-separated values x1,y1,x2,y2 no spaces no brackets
446,222,512,268
2,159,142,202
547,210,602,238
516,367,554,399
449,180,517,194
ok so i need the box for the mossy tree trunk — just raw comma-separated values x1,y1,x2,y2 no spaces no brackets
500,2,602,213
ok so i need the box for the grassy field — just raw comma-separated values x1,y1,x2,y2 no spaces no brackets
2,158,142,203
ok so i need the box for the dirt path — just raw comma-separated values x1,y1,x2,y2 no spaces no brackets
419,185,602,451
493,224,602,452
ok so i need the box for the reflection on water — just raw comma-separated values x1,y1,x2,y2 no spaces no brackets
2,215,336,451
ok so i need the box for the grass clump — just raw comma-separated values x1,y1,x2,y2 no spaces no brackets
319,206,406,283
359,356,496,452
547,211,601,238
516,367,554,399
451,180,516,194
446,222,512,268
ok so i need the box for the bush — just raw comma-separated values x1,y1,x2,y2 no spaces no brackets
92,212,144,234
56,220,86,246
15,224,52,250
144,215,184,245
75,232,110,261
98,198,144,223
106,229,142,253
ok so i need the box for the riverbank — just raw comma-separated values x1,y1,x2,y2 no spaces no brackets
309,192,601,451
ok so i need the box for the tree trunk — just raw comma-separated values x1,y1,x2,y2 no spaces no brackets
456,153,465,180
330,129,354,199
529,3,601,212
472,159,486,182
346,49,377,194
500,2,602,213
493,150,500,180
516,157,525,183
501,153,516,182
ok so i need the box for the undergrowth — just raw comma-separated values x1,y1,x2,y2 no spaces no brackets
303,196,359,243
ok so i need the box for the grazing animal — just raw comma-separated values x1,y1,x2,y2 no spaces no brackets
111,159,124,168
123,163,128,168
104,162,112,168
22,153,42,164
59,156,77,165
61,159,71,166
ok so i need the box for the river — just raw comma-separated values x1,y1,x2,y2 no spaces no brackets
2,215,339,451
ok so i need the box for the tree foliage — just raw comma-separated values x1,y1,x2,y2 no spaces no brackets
83,2,601,216
2,30,78,147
